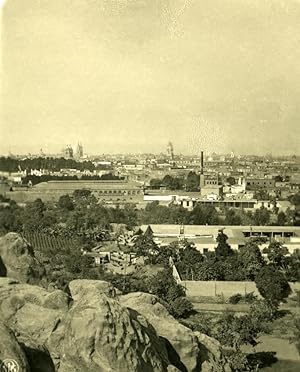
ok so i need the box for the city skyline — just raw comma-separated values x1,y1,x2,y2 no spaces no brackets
1,0,300,156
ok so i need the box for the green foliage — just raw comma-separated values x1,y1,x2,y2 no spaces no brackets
263,241,289,269
103,272,149,294
253,206,271,226
228,293,243,304
21,198,57,232
189,203,220,225
64,250,94,275
238,240,265,280
176,242,203,280
133,232,160,264
215,230,234,259
156,245,178,267
185,171,200,191
255,265,291,305
277,211,286,226
289,193,300,207
225,350,251,372
224,208,242,225
249,300,278,324
285,250,300,282
220,254,246,281
0,201,23,233
213,310,260,350
169,297,193,319
244,292,257,304
147,269,193,318
161,175,185,190
195,259,224,280
58,194,74,211
149,178,162,189
0,156,117,174
138,202,189,225
226,176,236,185
147,269,185,301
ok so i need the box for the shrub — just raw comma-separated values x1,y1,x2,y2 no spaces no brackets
245,292,257,304
169,297,193,319
229,293,243,304
255,265,291,305
249,300,278,325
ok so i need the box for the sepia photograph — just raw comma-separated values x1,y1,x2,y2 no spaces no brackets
0,0,300,371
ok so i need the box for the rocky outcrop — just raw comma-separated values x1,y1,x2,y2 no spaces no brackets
0,277,69,355
0,278,170,372
0,233,230,372
120,292,200,371
120,292,231,372
48,279,169,372
0,321,30,372
0,233,44,283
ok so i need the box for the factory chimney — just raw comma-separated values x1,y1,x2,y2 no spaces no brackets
199,151,205,189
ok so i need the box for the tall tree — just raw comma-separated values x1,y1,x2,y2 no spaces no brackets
185,171,199,191
189,204,219,225
239,240,265,280
255,265,291,305
253,206,270,226
263,241,289,269
133,232,159,264
277,211,286,226
215,230,234,259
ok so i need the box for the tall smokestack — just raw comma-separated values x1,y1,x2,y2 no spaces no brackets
199,151,205,190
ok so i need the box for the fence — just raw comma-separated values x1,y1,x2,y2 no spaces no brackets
181,280,300,299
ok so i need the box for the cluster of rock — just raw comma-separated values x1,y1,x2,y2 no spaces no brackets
0,233,231,371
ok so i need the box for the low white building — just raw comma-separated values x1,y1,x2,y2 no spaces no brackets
140,224,300,255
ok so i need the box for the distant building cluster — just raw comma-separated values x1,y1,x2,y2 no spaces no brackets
62,142,84,159
140,224,300,255
0,143,299,214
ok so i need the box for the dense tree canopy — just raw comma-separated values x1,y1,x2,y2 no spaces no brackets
255,265,291,305
215,230,234,259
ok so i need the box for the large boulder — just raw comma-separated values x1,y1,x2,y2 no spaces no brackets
0,277,69,355
0,276,231,372
120,292,231,372
0,233,44,283
194,332,231,372
0,321,30,372
48,279,170,372
120,292,201,371
0,278,171,372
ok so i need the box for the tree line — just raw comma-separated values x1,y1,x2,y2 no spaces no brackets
0,156,111,173
21,173,123,185
133,229,300,283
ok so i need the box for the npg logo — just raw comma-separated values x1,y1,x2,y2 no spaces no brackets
0,359,19,372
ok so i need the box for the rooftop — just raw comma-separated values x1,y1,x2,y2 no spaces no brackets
33,180,143,191
141,224,300,239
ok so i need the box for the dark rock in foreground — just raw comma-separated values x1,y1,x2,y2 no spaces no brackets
0,233,232,371
0,233,44,283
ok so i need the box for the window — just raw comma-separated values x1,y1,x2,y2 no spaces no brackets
203,248,209,253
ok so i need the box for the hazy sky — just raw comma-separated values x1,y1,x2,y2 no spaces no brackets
1,0,300,155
